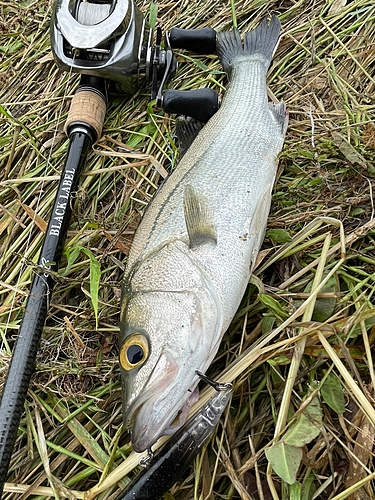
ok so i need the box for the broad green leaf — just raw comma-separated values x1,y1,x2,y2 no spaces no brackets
9,41,24,54
262,315,275,334
268,354,291,366
302,473,317,500
63,247,81,275
81,248,101,329
259,294,288,321
0,41,23,54
249,274,265,295
290,482,301,500
321,373,345,413
304,396,323,423
347,309,375,338
283,397,322,447
265,442,302,485
295,276,336,322
287,404,295,421
310,276,336,322
349,207,364,216
149,2,158,29
266,228,292,244
283,414,320,447
270,367,284,386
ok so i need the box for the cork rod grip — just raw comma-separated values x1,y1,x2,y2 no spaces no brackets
65,90,106,139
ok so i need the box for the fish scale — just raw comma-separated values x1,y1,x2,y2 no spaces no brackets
120,16,288,453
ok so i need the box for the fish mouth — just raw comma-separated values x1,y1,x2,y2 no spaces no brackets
130,397,176,453
124,351,197,452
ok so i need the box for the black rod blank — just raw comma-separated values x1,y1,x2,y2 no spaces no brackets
0,131,92,496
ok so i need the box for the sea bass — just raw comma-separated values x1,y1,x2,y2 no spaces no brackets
119,16,288,452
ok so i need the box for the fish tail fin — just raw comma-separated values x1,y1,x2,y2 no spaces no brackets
216,16,281,75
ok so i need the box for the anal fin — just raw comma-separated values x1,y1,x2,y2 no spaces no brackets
183,185,217,248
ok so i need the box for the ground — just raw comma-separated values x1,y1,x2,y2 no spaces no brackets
0,0,375,499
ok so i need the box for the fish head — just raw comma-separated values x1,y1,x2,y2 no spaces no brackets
119,265,222,452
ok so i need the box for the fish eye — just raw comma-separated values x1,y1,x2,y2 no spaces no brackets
120,333,149,371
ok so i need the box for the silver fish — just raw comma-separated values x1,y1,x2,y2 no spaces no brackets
119,16,288,452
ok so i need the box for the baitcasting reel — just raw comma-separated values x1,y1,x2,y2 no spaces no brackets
51,0,219,122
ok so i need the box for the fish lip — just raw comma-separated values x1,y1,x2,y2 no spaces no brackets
125,350,197,452
124,384,157,429
130,394,183,452
124,350,180,433
131,383,200,452
130,404,175,453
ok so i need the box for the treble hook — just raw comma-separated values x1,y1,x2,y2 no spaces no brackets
139,448,154,468
195,370,233,392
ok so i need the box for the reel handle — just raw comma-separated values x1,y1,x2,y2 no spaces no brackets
168,27,216,54
162,88,219,122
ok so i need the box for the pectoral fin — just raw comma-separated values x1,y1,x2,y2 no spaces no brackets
183,185,217,248
268,101,289,136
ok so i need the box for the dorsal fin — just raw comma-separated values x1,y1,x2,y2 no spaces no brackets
183,185,217,248
175,117,204,158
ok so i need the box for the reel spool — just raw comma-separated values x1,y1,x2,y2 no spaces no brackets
51,0,153,92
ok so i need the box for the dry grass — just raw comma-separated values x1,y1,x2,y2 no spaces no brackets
1,0,375,499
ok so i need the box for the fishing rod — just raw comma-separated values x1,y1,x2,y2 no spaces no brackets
0,72,107,495
0,0,220,494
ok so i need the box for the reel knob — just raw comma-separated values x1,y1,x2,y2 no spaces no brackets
162,88,219,122
167,27,217,54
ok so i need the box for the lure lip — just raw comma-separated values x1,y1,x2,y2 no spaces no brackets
118,383,233,500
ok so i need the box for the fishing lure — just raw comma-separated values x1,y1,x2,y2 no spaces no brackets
117,377,232,500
